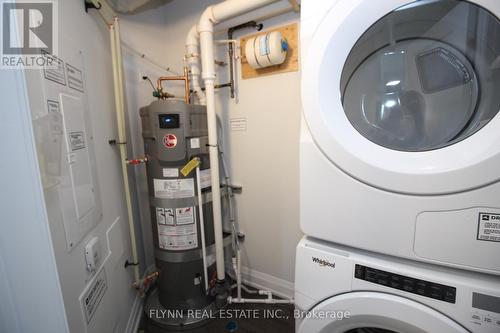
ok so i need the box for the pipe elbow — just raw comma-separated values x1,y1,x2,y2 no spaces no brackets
198,6,215,33
185,25,199,47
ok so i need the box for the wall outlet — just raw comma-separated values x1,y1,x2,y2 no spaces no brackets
84,237,101,275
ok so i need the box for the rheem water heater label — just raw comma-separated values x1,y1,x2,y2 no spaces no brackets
477,213,500,242
153,178,194,199
157,206,197,251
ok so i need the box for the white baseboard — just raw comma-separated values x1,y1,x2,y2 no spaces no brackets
125,293,143,333
239,266,294,300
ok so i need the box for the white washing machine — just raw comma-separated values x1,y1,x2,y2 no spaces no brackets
300,0,500,275
295,237,500,333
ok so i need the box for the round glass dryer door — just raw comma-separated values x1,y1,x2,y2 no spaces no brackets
302,0,500,194
341,0,500,151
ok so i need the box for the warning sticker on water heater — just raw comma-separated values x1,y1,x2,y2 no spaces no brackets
156,208,174,226
175,207,194,225
153,178,194,199
157,206,197,250
477,212,500,242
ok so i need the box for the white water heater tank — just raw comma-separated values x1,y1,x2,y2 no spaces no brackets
245,31,288,69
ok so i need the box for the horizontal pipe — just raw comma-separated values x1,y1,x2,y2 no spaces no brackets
213,2,295,35
228,297,295,304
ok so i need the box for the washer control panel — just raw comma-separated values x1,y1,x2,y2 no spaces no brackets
354,264,456,303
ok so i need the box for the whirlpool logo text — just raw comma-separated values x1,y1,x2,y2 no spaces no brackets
312,257,335,269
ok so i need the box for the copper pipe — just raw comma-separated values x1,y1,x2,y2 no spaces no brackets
156,67,190,103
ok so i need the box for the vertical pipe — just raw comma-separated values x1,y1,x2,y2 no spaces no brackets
237,249,242,300
198,0,280,284
185,25,206,105
196,163,209,293
111,18,140,282
204,77,226,281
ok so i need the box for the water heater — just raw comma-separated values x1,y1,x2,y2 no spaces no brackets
140,99,219,329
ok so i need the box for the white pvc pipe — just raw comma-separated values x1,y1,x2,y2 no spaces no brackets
237,248,242,300
228,297,294,304
196,164,209,293
197,0,280,283
185,25,206,105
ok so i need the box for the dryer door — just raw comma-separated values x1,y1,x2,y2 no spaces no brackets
302,0,500,195
297,292,467,333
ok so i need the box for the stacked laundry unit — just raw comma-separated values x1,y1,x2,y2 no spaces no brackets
296,0,500,332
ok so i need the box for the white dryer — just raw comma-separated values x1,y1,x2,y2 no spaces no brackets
300,0,500,275
295,237,500,333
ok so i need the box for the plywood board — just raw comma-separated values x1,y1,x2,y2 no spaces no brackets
240,23,299,79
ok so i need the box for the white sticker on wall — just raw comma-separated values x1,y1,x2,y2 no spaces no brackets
478,212,500,242
81,269,107,324
43,52,66,86
190,137,201,149
176,207,194,225
66,63,84,92
230,118,247,131
153,178,194,199
69,131,85,151
200,169,211,189
47,100,63,135
162,168,179,178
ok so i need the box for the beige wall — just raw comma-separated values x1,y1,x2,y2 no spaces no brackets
121,0,302,295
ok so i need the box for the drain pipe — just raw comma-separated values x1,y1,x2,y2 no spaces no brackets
185,25,206,105
197,0,280,288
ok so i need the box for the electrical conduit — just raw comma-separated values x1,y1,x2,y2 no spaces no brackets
108,13,140,282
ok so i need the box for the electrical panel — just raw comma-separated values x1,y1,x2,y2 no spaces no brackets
30,49,102,251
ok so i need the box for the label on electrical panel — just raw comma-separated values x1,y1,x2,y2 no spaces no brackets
47,100,63,135
43,52,66,86
66,63,84,92
153,178,194,199
69,131,85,150
477,212,500,242
157,206,197,250
81,269,107,324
